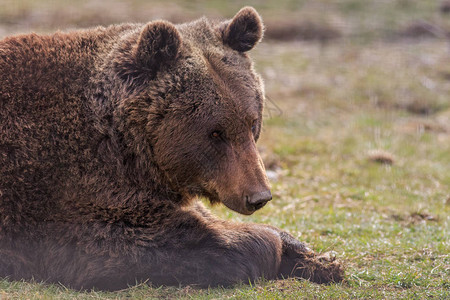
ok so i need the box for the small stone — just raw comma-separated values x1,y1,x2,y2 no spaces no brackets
367,149,395,165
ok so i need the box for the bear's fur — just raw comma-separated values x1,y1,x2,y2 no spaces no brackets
0,7,343,290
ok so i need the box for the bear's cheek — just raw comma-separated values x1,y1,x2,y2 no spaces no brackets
152,134,210,185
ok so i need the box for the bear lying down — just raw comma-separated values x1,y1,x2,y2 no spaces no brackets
0,7,343,290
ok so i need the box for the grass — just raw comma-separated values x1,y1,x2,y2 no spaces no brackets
1,0,450,299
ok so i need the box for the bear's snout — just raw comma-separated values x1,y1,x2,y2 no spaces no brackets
245,190,272,212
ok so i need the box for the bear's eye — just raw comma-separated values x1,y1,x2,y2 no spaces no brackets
251,120,258,134
210,130,222,139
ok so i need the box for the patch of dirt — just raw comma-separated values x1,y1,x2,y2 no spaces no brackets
440,71,450,81
264,19,341,42
390,212,439,226
374,96,444,116
396,19,450,41
410,212,439,222
399,100,440,115
440,1,450,14
376,98,439,116
398,21,440,39
396,118,449,135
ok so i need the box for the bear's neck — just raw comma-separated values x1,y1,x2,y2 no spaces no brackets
77,27,186,208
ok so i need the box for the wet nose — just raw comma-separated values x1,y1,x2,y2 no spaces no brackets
245,190,272,212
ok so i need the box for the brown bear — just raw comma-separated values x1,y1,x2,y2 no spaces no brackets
0,7,343,290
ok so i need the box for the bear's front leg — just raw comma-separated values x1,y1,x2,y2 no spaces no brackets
35,203,342,290
134,220,285,288
37,207,285,290
193,202,344,284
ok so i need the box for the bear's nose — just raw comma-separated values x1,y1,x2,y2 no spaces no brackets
245,190,272,212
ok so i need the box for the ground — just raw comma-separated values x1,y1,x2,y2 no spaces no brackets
0,0,449,299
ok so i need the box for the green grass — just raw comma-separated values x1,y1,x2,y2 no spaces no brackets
1,0,450,299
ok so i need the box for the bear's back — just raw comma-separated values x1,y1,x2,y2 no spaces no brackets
0,27,127,227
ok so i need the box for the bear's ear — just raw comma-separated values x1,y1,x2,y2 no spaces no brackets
135,20,181,72
222,7,264,52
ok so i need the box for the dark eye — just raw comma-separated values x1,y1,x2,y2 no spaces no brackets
251,120,258,134
210,130,222,139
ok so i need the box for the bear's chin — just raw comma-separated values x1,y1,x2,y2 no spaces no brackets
221,199,256,216
202,191,256,215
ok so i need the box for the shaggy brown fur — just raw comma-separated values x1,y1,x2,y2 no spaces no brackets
0,7,343,290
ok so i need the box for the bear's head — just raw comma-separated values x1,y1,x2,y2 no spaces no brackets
116,7,271,215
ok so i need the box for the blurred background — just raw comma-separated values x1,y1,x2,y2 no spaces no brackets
1,0,450,41
0,1,449,297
